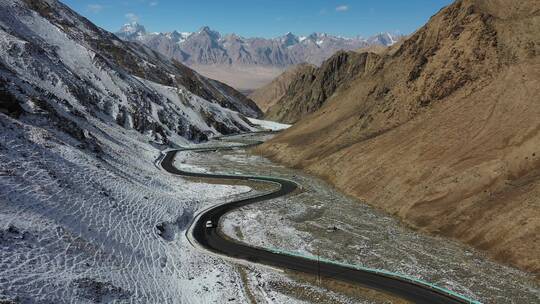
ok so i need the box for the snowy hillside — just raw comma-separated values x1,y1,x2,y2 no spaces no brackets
0,109,255,303
0,1,269,302
0,0,262,145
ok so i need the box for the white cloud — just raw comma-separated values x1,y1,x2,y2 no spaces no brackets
125,13,139,22
87,4,104,13
335,5,349,12
149,1,159,6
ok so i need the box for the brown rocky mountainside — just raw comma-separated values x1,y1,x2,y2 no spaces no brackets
264,50,386,123
263,41,407,123
248,63,316,112
257,0,540,276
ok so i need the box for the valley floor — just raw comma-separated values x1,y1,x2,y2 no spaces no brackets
179,133,540,304
191,65,286,94
1,119,538,303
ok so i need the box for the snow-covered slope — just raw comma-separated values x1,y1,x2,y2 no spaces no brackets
247,117,290,131
0,0,262,145
0,109,255,303
0,0,268,302
116,22,148,41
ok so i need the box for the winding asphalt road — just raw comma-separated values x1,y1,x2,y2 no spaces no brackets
159,137,479,304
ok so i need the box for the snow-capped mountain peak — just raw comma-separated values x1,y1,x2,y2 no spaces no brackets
117,22,147,40
116,23,402,66
367,32,400,46
119,22,146,34
280,32,300,47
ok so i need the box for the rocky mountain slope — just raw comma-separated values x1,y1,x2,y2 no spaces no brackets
116,23,401,67
257,0,540,275
264,51,379,123
248,63,316,112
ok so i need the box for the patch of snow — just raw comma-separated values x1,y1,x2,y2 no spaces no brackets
387,33,397,45
247,118,291,131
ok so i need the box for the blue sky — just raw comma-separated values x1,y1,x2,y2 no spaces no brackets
63,0,453,38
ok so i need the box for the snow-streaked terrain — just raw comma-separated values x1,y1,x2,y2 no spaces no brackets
0,113,257,303
0,0,261,146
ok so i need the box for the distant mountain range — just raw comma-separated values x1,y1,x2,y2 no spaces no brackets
116,22,401,67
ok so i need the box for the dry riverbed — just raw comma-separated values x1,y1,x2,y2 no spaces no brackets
178,133,540,304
